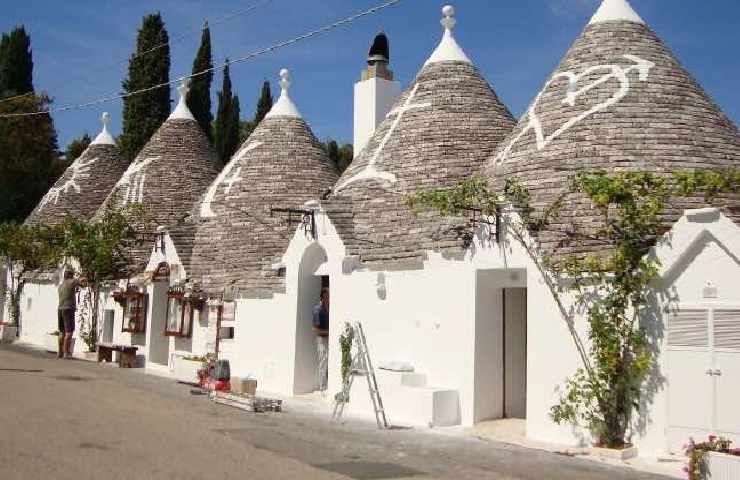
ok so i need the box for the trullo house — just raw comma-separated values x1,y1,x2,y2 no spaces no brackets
9,113,127,352
482,0,740,455
93,81,219,371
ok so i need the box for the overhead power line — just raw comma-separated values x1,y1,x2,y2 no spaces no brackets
0,0,274,106
0,0,402,119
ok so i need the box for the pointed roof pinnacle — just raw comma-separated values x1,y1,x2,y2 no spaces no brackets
91,112,116,145
589,0,645,25
169,78,195,121
425,5,472,66
265,68,302,118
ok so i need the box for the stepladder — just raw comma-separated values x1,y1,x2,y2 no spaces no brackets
332,321,389,429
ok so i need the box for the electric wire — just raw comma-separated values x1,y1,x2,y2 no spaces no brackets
0,0,403,119
0,0,275,106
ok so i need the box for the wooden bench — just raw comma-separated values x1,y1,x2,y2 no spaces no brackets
98,343,139,368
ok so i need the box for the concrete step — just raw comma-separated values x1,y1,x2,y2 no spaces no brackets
348,370,459,427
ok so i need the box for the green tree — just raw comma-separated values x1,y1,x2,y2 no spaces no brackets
407,170,740,448
238,81,272,143
65,133,91,163
187,21,213,140
0,26,34,98
0,94,60,222
254,80,272,124
213,62,241,168
321,139,353,174
0,222,64,327
60,205,144,350
119,13,171,162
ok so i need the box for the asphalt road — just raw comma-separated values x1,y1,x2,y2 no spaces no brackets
0,344,672,480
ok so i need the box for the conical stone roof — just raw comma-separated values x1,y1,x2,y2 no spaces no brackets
26,113,127,226
190,69,338,297
97,82,218,275
326,5,515,269
486,0,740,257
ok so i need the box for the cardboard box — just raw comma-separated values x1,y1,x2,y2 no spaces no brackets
231,377,257,396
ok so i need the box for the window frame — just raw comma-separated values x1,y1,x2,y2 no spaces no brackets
121,292,148,334
164,293,194,338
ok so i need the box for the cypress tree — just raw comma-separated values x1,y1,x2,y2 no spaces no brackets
119,13,171,162
0,26,34,98
254,80,273,124
213,62,241,169
65,133,92,163
0,26,59,222
187,21,213,140
0,94,59,222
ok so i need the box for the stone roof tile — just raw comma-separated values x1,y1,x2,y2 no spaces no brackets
486,6,740,258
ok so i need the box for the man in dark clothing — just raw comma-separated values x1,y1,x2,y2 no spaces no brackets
312,288,329,391
57,269,87,358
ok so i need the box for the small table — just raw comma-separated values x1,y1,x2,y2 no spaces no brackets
97,343,139,368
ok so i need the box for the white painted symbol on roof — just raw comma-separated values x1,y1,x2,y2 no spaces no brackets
336,83,431,192
494,54,655,165
38,156,99,211
200,141,263,218
115,156,159,206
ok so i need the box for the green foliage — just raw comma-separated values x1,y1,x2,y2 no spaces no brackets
0,93,60,222
0,26,34,98
321,140,353,175
407,169,738,448
60,205,144,350
188,21,213,141
238,81,273,144
119,13,171,162
65,133,91,163
213,62,241,169
339,322,355,384
0,222,64,324
0,25,59,222
684,435,736,480
59,205,145,283
254,80,273,125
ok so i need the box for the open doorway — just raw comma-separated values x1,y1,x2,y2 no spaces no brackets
147,281,169,367
503,288,527,419
294,244,329,394
474,269,527,422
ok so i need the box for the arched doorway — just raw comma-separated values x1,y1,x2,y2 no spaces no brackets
293,243,329,394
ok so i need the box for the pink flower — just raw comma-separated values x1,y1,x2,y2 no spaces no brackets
709,435,717,442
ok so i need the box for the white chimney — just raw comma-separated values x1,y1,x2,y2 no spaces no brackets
353,32,401,158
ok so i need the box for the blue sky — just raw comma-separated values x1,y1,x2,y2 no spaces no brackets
2,0,739,149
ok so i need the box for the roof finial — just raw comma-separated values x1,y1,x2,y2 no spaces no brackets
589,0,644,25
441,5,456,30
91,111,116,145
279,68,291,92
169,78,195,121
266,68,301,118
424,4,471,65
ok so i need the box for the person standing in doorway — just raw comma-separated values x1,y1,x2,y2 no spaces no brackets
57,269,87,359
312,288,329,391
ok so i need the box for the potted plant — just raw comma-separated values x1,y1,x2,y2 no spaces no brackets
685,435,740,480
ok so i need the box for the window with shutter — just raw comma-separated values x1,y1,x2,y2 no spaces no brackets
713,309,740,350
667,309,709,348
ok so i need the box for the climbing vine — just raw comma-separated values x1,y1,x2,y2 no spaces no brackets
407,169,739,449
339,322,355,384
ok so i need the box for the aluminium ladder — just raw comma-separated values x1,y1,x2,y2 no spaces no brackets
332,321,389,429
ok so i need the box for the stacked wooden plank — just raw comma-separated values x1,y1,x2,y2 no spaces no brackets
211,391,282,413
